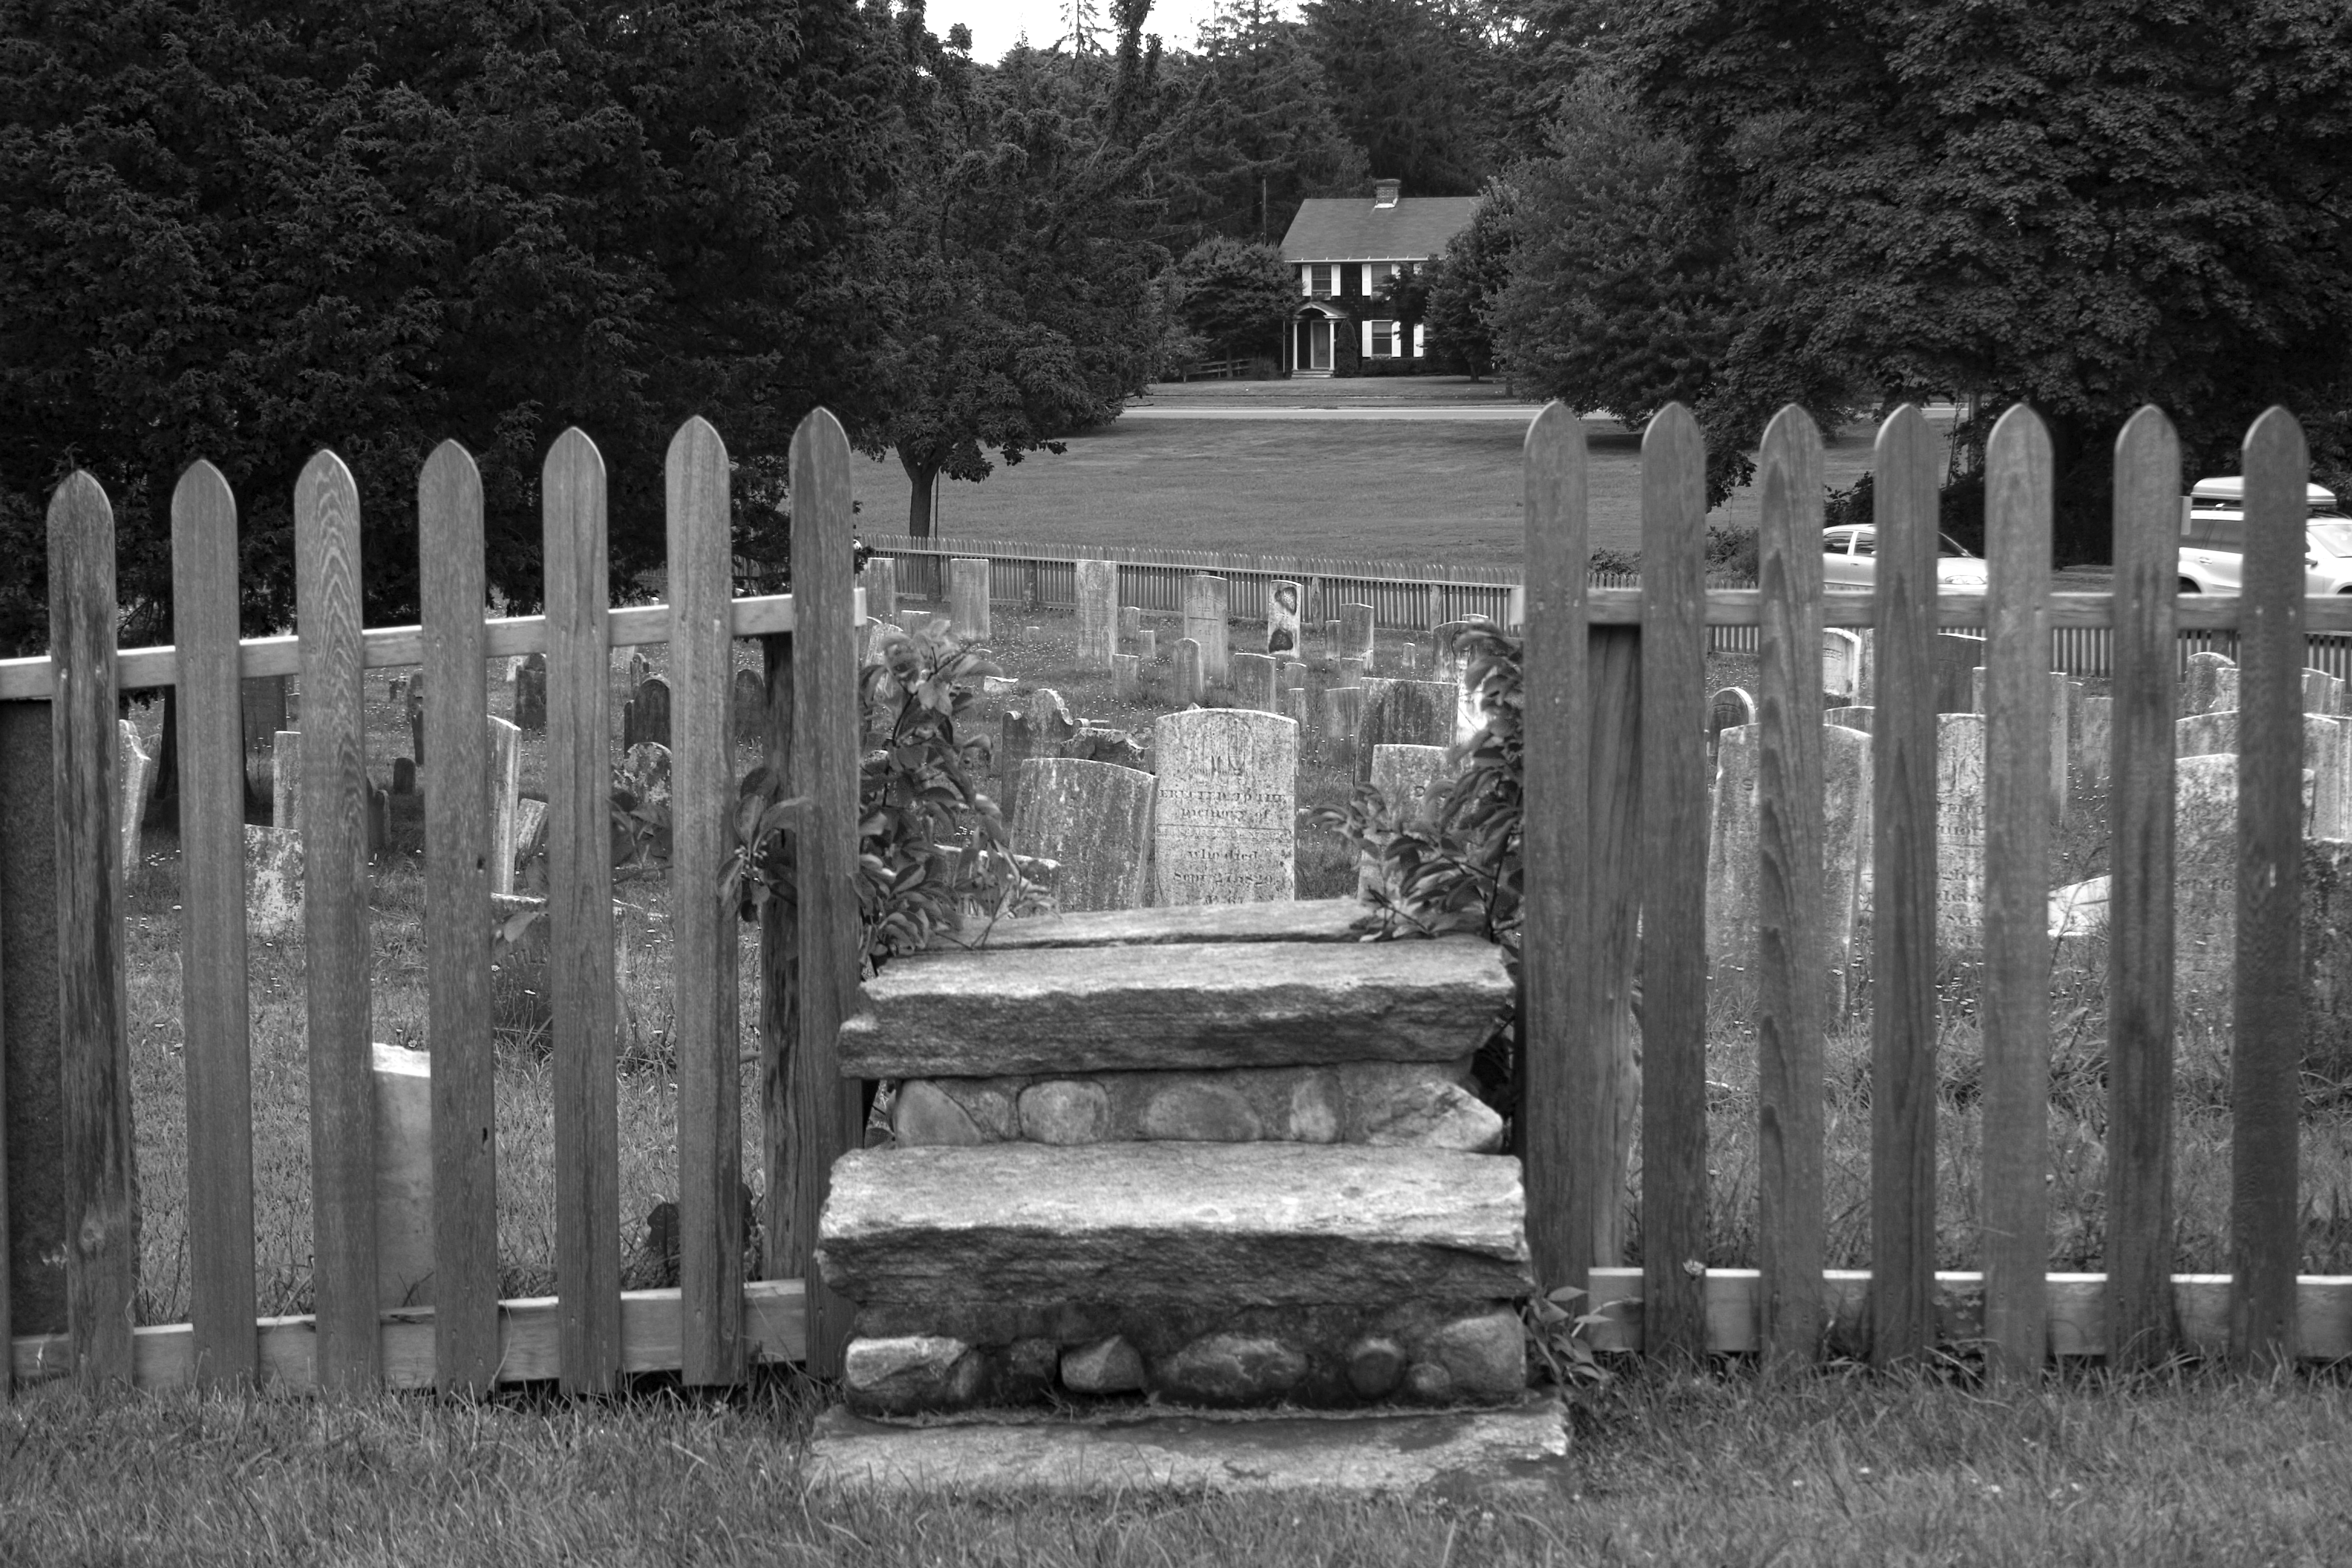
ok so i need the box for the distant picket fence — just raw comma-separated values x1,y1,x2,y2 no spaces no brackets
1523,398,2343,1373
1,414,869,1397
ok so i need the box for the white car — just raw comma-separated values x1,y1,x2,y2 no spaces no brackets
1821,525,1989,592
2177,477,2352,594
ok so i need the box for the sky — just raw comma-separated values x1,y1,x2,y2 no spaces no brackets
930,0,1240,64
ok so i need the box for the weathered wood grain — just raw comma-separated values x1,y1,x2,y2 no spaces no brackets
758,634,798,1281
417,443,499,1394
168,462,258,1387
542,428,622,1394
1870,407,1941,1366
1519,402,1588,1295
2233,406,2308,1367
1638,404,1708,1361
666,417,743,1386
294,451,378,1391
48,473,134,1392
2105,407,2182,1368
1752,405,1826,1369
1585,628,1643,1276
792,409,866,1380
1980,405,2054,1379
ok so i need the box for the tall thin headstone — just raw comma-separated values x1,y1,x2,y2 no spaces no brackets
1183,575,1230,681
1334,657,1365,689
1232,652,1279,714
2074,694,2113,789
1707,688,1757,768
862,556,898,629
488,715,522,897
1118,605,1143,645
1010,758,1156,911
1321,685,1364,769
1339,603,1375,662
272,729,302,833
512,652,548,733
2184,650,2237,715
949,557,992,642
1936,711,1987,950
628,676,672,749
1150,708,1298,905
119,720,152,871
1822,628,1865,704
1173,637,1204,706
1266,579,1302,658
1135,629,1156,662
406,675,425,765
1112,653,1139,696
1707,722,1873,998
1075,559,1117,671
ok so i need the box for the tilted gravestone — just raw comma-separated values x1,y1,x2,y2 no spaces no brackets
1150,707,1298,905
949,557,992,642
1000,689,1078,823
1266,579,1302,658
1182,575,1230,682
1011,757,1156,912
2184,650,2237,716
1075,560,1117,671
488,715,523,895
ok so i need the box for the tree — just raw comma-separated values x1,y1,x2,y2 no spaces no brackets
1420,179,1516,378
1302,0,1508,195
1625,0,2352,555
1159,1,1365,246
1171,237,1295,361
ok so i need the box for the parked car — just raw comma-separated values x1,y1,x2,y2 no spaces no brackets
2177,477,2352,594
1821,525,1989,592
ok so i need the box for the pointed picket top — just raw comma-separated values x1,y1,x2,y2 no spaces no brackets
1986,403,2054,524
2244,405,2308,488
172,459,234,524
668,413,728,477
421,438,480,489
2117,403,2177,460
47,469,113,547
548,426,604,484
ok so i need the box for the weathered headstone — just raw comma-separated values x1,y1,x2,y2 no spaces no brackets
1266,579,1302,658
1119,605,1143,644
628,651,652,691
1135,629,1157,662
2074,694,2112,789
1931,633,1986,714
1822,629,1865,704
1075,560,1117,671
2305,840,2352,1081
1826,706,1873,734
1338,604,1376,662
391,756,418,795
1010,758,1156,912
512,652,548,733
949,558,992,642
732,667,768,742
272,729,301,832
1936,711,1986,949
1183,575,1230,681
1370,743,1450,826
242,675,289,755
2308,667,2344,717
1112,653,1139,696
1707,722,1873,996
367,781,391,861
1322,685,1365,770
512,797,548,877
2175,753,2239,1003
2175,709,2342,837
1821,722,1874,984
245,824,303,939
2184,650,2237,715
1173,638,1204,706
619,741,672,809
1284,659,1307,692
1707,688,1756,768
1321,618,1341,658
1971,666,2073,823
1855,629,1878,706
627,676,672,750
862,556,899,630
488,715,522,895
1399,641,1420,675
1000,690,1078,822
1150,708,1298,905
1282,685,1312,730
119,720,152,871
1354,679,1457,785
1232,652,1279,714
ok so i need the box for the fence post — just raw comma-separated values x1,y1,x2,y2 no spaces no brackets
1637,405,1708,1361
792,408,865,1379
418,442,500,1394
48,472,135,1391
2106,407,2182,1367
1870,407,1941,1366
2233,407,2308,1367
1752,407,1826,1369
668,417,745,1386
1980,405,2055,1380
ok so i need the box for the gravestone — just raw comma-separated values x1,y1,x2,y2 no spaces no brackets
619,742,672,809
392,756,417,795
1855,629,1877,705
1119,606,1143,644
2304,841,2352,1081
1451,620,1493,745
627,676,672,750
734,667,768,742
2174,753,2241,1003
1704,725,1761,985
1399,641,1419,675
1173,638,1204,706
512,653,548,733
119,720,152,871
949,558,992,642
2,702,66,1335
1370,743,1450,827
2176,710,2344,837
1135,630,1157,662
1011,758,1156,911
1707,688,1756,768
1970,667,2073,824
1112,653,1139,697
1075,560,1117,671
2074,695,2112,789
1322,619,1341,658
1150,708,1298,905
367,782,391,861
1282,686,1312,730
1232,653,1279,714
1821,721,1874,985
242,675,289,755
1354,679,1457,786
2185,651,2237,715
2308,667,2344,717
407,675,425,764
1001,690,1078,822
1931,634,1986,714
1822,629,1865,703
1067,727,1147,770
488,715,523,895
245,824,303,940
1706,723,1873,995
272,729,301,832
513,797,548,877
1284,660,1307,692
1266,579,1302,658
863,556,899,630
629,651,652,691
1936,712,1987,950
1339,604,1376,662
1182,575,1230,682
1322,685,1365,770
1826,706,1873,734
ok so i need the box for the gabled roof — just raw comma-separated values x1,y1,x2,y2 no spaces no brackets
1280,195,1480,264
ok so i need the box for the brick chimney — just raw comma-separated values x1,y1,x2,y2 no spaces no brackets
1374,179,1400,208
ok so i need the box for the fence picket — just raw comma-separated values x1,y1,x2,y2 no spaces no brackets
1870,407,1941,1365
48,473,134,1390
417,443,500,1393
791,409,865,1380
293,451,378,1390
1753,406,1826,1368
1520,402,1588,1296
168,462,258,1386
543,428,623,1393
1980,405,2055,1379
2232,406,2308,1366
666,418,744,1386
2106,407,2182,1367
1638,404,1708,1359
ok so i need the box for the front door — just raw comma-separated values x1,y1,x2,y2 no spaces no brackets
1308,318,1333,371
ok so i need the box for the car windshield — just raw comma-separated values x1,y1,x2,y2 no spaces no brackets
1939,535,1975,559
2311,521,2352,556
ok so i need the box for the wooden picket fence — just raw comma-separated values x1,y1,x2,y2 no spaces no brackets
1520,399,2346,1371
0,412,868,1395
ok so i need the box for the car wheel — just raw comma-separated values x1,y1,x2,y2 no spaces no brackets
2178,579,2200,593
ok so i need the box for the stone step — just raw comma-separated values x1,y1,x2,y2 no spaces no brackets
839,936,1510,1078
817,1142,1532,1308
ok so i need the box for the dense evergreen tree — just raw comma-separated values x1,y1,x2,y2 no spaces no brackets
1170,237,1296,361
1302,0,1507,194
1160,1,1364,246
1421,179,1516,379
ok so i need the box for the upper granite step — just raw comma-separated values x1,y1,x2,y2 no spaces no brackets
818,1142,1534,1309
838,934,1511,1078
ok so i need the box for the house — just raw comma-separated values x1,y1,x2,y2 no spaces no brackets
1277,180,1478,376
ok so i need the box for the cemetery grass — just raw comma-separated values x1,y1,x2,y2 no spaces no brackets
11,1366,2352,1564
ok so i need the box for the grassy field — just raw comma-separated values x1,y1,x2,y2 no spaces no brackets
10,1367,2352,1564
854,409,1906,565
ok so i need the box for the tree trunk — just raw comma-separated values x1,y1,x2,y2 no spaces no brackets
900,451,940,541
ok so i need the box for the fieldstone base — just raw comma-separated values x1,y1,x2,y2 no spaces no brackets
805,1397,1570,1499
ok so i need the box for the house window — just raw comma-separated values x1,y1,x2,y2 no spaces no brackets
1305,263,1336,296
1370,320,1397,358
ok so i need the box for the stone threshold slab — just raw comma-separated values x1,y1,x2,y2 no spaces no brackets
804,1397,1569,1498
841,937,1511,1077
818,1142,1533,1306
931,898,1372,952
